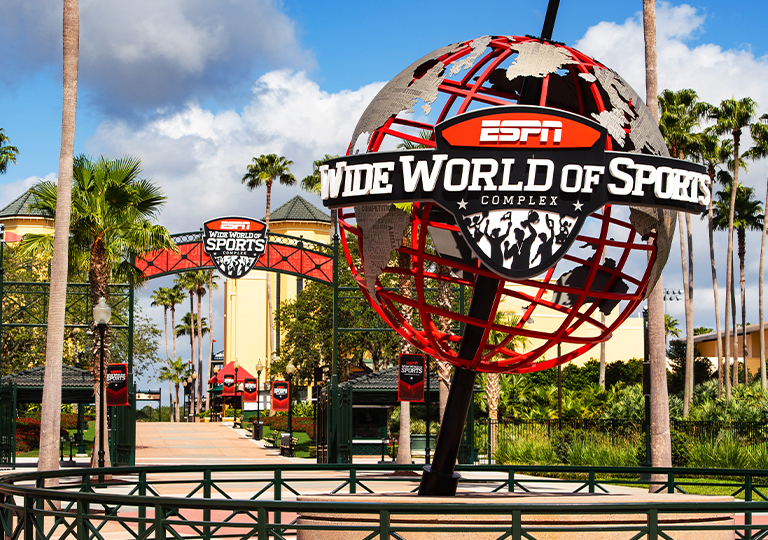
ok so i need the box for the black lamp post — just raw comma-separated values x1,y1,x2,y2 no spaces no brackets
93,296,111,483
285,360,296,457
187,372,197,422
233,359,240,427
255,359,264,439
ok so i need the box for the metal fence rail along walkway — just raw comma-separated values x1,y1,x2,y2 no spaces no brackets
1,463,768,539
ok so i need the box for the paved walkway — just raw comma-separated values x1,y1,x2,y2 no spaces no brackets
135,421,293,465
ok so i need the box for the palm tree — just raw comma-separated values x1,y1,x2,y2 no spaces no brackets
643,0,673,477
179,270,210,411
22,154,175,467
745,115,768,390
159,358,190,423
301,154,338,194
174,273,197,373
712,175,764,387
708,97,759,397
206,270,220,409
665,315,682,339
37,0,79,478
175,313,210,350
242,154,296,363
0,128,19,174
658,88,709,415
151,287,176,418
697,133,733,397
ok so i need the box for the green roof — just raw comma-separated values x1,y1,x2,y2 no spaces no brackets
339,366,439,391
0,190,50,220
2,365,93,388
268,196,329,223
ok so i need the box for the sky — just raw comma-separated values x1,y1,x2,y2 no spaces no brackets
1,0,768,388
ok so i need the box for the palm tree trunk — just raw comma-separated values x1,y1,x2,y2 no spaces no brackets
188,291,195,369
171,306,178,421
486,373,500,460
679,213,692,415
206,271,214,411
707,175,724,397
643,0,672,488
739,227,748,384
760,174,768,390
89,238,112,469
265,182,275,361
685,214,695,399
164,307,173,421
732,255,738,389
38,0,79,483
725,131,741,398
175,383,181,422
196,290,203,412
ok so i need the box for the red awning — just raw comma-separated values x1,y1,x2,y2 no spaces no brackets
208,361,255,385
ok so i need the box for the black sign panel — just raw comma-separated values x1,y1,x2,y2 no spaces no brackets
106,363,129,406
272,381,290,411
320,105,709,280
202,217,267,279
398,354,425,402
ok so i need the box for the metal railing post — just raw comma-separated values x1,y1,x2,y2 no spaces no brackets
76,498,87,540
588,471,595,494
138,470,146,538
379,510,390,540
154,504,165,540
258,507,268,540
274,469,282,527
745,474,753,540
647,508,658,540
667,472,675,494
350,468,357,494
512,510,522,540
203,469,212,540
23,495,32,540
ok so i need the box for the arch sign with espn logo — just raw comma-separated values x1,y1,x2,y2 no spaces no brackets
202,217,268,279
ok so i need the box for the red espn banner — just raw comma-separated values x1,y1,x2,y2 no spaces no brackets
398,354,425,402
272,381,290,411
243,378,258,402
106,363,129,406
222,374,235,396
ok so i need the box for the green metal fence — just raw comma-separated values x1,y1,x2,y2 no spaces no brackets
1,463,768,539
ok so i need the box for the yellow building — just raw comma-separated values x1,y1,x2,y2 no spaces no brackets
692,325,768,375
223,196,331,406
0,190,55,241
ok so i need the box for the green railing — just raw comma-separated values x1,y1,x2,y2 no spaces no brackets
1,463,767,539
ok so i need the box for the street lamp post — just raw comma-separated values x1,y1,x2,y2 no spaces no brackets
187,372,197,422
255,360,264,439
213,365,220,421
233,359,240,427
285,360,296,457
93,297,111,483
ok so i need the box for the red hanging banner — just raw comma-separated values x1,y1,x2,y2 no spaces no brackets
106,363,129,406
243,378,258,402
398,354,425,402
222,374,235,396
272,381,290,411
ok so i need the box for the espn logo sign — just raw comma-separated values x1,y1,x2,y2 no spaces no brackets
480,119,562,144
439,108,603,150
220,221,252,231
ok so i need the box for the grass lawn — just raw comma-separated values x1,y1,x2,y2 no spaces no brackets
16,422,95,458
247,423,314,458
601,475,767,500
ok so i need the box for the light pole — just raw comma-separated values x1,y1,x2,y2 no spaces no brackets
233,359,240,427
93,296,111,483
187,372,197,422
285,360,296,457
255,359,264,439
213,365,220,421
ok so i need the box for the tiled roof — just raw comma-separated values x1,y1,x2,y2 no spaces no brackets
268,196,329,223
0,190,51,219
2,365,94,388
340,366,439,391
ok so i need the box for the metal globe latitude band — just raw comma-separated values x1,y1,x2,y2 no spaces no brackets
321,34,705,496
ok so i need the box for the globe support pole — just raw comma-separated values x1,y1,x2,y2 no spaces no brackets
418,274,500,496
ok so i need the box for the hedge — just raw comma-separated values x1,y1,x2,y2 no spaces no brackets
16,418,69,453
260,416,314,439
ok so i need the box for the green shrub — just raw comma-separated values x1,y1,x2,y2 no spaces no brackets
493,434,557,465
550,429,587,464
636,428,690,466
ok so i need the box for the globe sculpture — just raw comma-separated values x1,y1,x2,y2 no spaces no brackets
335,35,675,374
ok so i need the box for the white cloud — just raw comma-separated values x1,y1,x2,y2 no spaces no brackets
0,0,314,113
573,3,768,333
0,173,55,209
88,70,384,232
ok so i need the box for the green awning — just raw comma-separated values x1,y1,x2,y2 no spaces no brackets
208,384,222,394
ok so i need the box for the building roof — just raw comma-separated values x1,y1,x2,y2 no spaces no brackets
0,190,50,220
2,365,93,388
339,366,439,391
268,196,330,223
691,324,760,344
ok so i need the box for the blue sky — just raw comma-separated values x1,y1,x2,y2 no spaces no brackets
1,1,768,384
